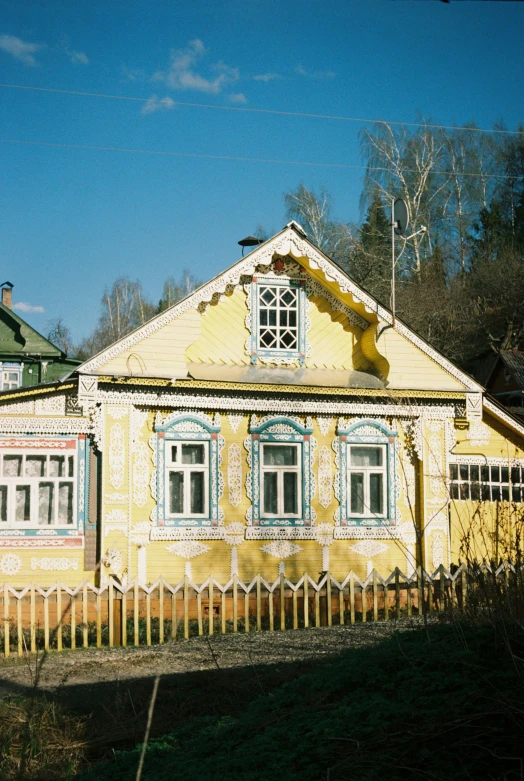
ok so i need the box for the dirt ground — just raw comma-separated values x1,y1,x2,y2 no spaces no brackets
0,619,422,694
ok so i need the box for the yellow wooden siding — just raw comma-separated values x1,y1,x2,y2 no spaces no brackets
96,308,202,377
186,288,250,365
377,327,467,390
454,412,524,459
306,295,370,371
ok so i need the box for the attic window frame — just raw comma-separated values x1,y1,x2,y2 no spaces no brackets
0,363,22,391
248,277,308,366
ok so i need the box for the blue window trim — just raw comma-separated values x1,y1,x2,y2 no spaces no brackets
247,277,308,366
153,413,224,529
335,419,397,529
246,416,316,529
0,434,88,539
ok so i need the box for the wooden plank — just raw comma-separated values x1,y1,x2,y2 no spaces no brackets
3,585,9,658
134,581,139,646
221,589,226,634
159,582,164,644
17,596,22,657
292,587,298,630
417,567,424,617
146,589,152,646
208,578,214,636
82,582,88,649
171,590,177,642
326,572,332,627
244,589,250,633
439,565,446,612
303,572,309,629
44,592,49,651
233,574,238,633
184,575,189,640
197,590,203,636
269,587,274,632
108,579,114,648
384,577,389,621
96,591,102,648
407,581,412,617
70,594,76,651
280,572,285,631
339,586,344,626
56,583,62,652
256,575,262,632
122,588,127,647
362,580,367,623
349,574,355,625
395,568,401,619
315,587,320,628
372,571,378,622
461,566,468,609
30,583,36,653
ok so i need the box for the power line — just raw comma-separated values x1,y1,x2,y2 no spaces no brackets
1,138,521,179
1,82,523,136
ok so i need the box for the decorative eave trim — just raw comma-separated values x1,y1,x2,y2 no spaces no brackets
78,224,482,392
0,382,76,403
483,397,524,440
0,417,91,435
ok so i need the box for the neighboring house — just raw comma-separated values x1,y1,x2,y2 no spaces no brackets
0,222,523,587
0,281,79,391
483,351,524,421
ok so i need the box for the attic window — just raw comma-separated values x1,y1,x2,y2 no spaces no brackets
1,363,21,391
248,278,308,366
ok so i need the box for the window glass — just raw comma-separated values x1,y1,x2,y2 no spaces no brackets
190,472,205,514
182,444,205,465
15,485,31,521
165,440,209,518
283,472,298,514
263,472,278,514
258,285,299,352
4,456,22,477
169,471,184,514
58,483,74,524
0,486,7,522
350,472,364,514
26,456,46,477
263,445,297,466
49,456,64,477
38,482,54,524
369,473,383,514
351,447,382,467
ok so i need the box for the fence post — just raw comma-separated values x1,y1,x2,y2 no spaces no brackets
183,574,189,640
372,570,378,622
439,565,446,611
461,564,468,609
233,574,238,633
339,583,344,626
3,585,9,659
349,573,355,624
417,567,424,617
96,588,102,648
244,587,250,633
44,591,50,651
280,572,285,631
17,595,22,657
146,587,152,646
134,580,139,646
197,587,203,637
171,588,177,642
293,584,298,629
256,574,261,632
395,568,400,619
82,581,88,649
303,572,309,629
70,590,76,650
108,578,114,648
159,580,164,645
326,571,332,627
384,575,389,621
269,583,274,632
122,586,127,647
209,576,214,636
30,582,36,653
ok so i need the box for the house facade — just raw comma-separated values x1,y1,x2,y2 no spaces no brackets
0,223,523,586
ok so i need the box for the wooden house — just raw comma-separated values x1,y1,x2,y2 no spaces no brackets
0,222,523,586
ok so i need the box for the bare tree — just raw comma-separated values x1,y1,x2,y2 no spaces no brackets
46,317,74,356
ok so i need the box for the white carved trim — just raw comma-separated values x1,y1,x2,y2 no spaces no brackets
30,557,79,571
227,413,243,433
317,445,333,509
227,443,242,507
0,553,22,575
0,417,90,435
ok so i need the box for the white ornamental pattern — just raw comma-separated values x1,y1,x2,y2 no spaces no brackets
35,395,66,415
30,557,79,571
227,443,242,507
0,553,22,575
467,421,490,448
432,534,444,570
227,414,243,434
317,446,333,509
316,416,333,437
260,541,302,560
109,423,125,489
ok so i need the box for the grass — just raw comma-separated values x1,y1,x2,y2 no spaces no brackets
75,621,524,781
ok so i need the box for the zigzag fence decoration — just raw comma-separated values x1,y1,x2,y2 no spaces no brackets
0,561,519,657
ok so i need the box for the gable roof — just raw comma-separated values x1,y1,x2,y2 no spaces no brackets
498,351,524,389
77,221,482,392
0,301,63,357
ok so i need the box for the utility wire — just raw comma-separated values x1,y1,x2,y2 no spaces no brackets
1,83,523,136
1,138,522,178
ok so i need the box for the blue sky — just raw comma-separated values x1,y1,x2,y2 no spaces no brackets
1,0,523,344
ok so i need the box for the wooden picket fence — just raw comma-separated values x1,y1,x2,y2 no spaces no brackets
0,561,519,658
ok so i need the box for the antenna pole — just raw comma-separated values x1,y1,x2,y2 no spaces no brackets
391,197,396,327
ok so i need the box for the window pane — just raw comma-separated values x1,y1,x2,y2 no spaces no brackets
0,486,6,521
263,445,297,466
481,465,490,483
512,486,521,502
501,467,509,483
15,485,31,521
26,456,46,477
38,482,54,525
190,472,205,514
49,456,65,477
492,485,501,501
350,472,364,514
58,483,74,524
3,456,22,477
369,473,383,514
459,464,469,481
263,472,278,514
470,465,479,482
502,486,509,501
460,482,470,500
511,467,520,484
450,483,459,500
449,464,458,481
350,447,382,467
491,466,500,483
283,472,298,514
471,482,480,501
182,444,205,465
481,484,490,501
169,472,184,514
68,456,74,478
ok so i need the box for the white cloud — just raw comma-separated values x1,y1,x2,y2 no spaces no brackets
67,49,89,65
153,39,239,95
14,302,45,314
229,92,247,104
0,34,43,67
294,64,335,79
142,95,175,115
253,73,280,82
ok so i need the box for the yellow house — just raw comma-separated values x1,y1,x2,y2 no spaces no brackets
1,221,523,587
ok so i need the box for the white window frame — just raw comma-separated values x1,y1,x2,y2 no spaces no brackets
165,440,209,520
1,363,22,391
260,442,302,519
347,444,387,519
257,284,300,352
0,450,77,529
